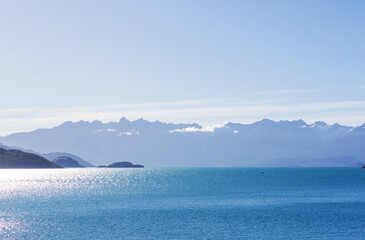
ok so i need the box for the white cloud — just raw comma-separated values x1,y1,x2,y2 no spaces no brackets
256,85,365,95
169,125,226,133
117,132,133,136
257,89,321,95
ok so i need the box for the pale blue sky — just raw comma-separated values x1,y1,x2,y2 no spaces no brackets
0,1,364,134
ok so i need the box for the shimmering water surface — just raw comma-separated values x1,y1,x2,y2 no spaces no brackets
0,168,364,239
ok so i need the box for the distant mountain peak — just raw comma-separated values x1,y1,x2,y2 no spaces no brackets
279,119,308,127
311,121,328,128
258,118,274,123
293,119,307,125
136,118,146,122
118,117,130,123
252,119,308,128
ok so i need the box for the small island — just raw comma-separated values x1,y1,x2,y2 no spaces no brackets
97,161,144,168
0,148,62,168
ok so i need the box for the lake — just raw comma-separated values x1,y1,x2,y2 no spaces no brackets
0,168,364,239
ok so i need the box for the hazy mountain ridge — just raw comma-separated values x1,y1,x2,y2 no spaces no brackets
0,117,364,167
42,152,94,167
0,148,62,169
52,157,83,168
0,143,94,167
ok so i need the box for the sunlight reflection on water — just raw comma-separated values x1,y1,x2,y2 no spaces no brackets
0,168,364,239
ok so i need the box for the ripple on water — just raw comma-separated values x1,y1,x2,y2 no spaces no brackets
0,168,365,239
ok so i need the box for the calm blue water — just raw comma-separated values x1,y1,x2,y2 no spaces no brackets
0,168,364,239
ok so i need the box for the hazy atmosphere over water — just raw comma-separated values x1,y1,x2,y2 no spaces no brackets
0,1,365,135
1,1,365,239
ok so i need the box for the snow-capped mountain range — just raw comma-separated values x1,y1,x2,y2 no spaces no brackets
0,117,364,167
